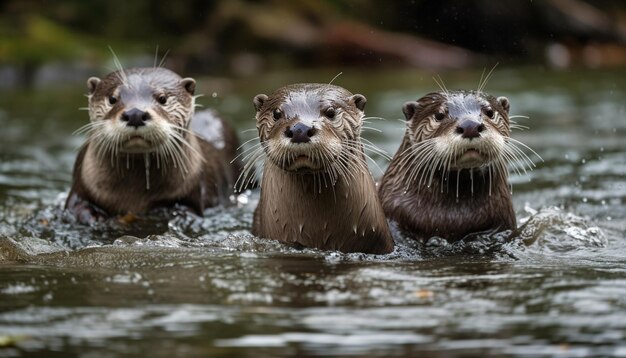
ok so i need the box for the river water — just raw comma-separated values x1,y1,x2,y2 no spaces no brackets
0,67,624,357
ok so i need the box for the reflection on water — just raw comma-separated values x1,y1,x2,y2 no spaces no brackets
0,68,625,357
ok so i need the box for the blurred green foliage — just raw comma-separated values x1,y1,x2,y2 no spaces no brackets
1,0,625,77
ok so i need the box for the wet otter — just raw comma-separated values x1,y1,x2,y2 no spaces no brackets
65,67,241,224
246,84,394,254
379,90,538,241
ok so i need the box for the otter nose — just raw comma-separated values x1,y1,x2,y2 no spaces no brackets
456,120,485,139
121,108,151,128
284,122,317,143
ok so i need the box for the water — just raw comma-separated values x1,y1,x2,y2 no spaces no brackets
1,67,625,357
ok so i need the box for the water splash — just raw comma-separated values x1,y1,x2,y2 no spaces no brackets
144,153,151,190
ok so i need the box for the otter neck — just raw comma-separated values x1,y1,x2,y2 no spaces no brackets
255,159,393,253
262,160,358,197
424,166,509,200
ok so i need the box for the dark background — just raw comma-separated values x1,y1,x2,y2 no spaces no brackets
1,0,626,88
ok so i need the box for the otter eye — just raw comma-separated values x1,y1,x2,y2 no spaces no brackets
324,107,336,119
484,108,495,119
434,112,445,121
273,109,282,121
157,95,168,105
108,96,117,105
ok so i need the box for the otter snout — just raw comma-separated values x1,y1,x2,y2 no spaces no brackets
121,108,151,128
456,120,485,139
284,122,317,143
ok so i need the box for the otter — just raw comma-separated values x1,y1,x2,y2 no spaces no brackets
65,67,241,224
246,84,394,254
379,90,538,241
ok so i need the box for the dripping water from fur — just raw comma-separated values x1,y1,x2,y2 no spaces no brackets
144,153,151,190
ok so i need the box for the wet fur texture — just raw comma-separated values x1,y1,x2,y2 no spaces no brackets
379,90,531,241
65,67,240,223
250,84,394,254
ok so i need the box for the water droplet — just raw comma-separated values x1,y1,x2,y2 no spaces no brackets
600,147,605,152
582,197,588,203
601,200,606,206
607,216,612,221
212,92,218,98
581,159,586,164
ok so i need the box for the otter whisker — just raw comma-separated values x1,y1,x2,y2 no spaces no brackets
394,139,437,175
235,146,266,191
506,137,543,163
159,140,181,173
236,135,261,151
427,153,446,188
165,139,190,174
510,124,529,131
144,153,151,190
169,130,204,163
488,162,493,196
455,169,461,199
441,148,455,193
342,141,384,176
157,48,170,69
332,149,357,182
158,137,182,172
153,45,160,68
361,126,382,133
342,148,370,175
163,135,192,174
233,142,263,163
503,143,535,173
399,140,437,188
407,150,435,189
240,143,265,162
477,63,498,94
73,121,103,136
362,116,387,121
433,74,449,95
108,46,128,86
359,138,392,160
234,154,260,192
498,148,525,177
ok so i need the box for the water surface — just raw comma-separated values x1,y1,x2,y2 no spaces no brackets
0,67,625,357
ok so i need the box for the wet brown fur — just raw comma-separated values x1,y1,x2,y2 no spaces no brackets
251,84,394,254
65,67,241,223
379,91,517,241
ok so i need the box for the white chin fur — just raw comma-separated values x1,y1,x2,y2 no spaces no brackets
121,139,154,153
287,158,321,171
107,119,171,145
434,131,504,169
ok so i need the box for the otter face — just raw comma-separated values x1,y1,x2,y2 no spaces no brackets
253,84,366,173
85,68,196,155
403,91,511,171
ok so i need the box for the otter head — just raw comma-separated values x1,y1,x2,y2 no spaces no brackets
253,84,367,173
402,90,511,171
85,67,196,156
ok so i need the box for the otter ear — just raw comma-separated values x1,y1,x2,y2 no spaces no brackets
87,77,101,95
497,96,510,114
253,94,268,112
181,78,196,95
350,94,367,111
402,101,421,121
